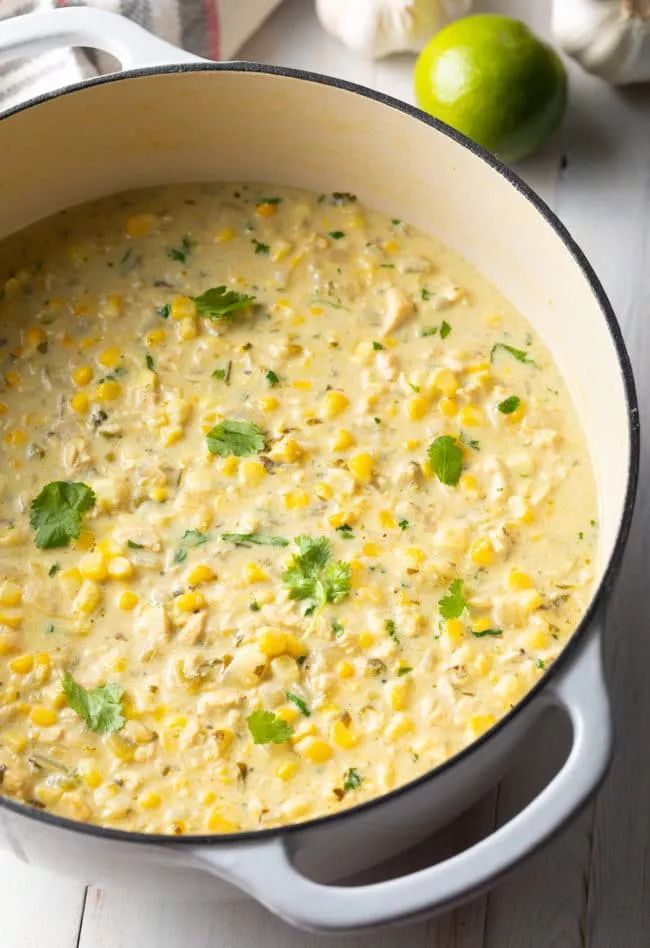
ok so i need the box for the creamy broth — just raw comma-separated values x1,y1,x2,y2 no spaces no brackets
0,183,597,833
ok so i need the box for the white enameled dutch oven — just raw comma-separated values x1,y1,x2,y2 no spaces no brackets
0,8,640,935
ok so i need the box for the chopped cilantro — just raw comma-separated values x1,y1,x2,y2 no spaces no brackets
167,235,195,263
63,672,125,734
213,360,232,383
372,341,385,350
206,419,265,457
397,666,413,676
385,618,400,645
398,519,409,531
156,303,170,319
421,326,438,337
439,579,466,620
472,628,503,638
257,196,282,205
335,524,355,539
48,563,60,577
421,288,432,301
498,395,521,414
282,536,351,613
174,529,210,564
343,767,362,792
127,540,144,550
460,432,480,451
145,353,155,372
220,533,289,547
491,342,536,365
331,618,344,637
249,600,260,612
329,230,345,240
408,382,420,393
265,369,280,386
246,709,293,744
30,481,96,550
427,436,463,486
440,320,452,339
192,286,255,319
252,238,270,255
286,692,311,717
536,658,546,669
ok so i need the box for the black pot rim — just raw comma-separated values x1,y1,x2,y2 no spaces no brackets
0,60,640,848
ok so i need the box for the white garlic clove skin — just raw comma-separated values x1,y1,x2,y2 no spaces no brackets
552,0,650,85
315,0,473,60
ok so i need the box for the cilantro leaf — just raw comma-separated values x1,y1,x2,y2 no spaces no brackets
167,234,195,263
498,395,521,414
174,529,210,564
427,436,463,486
246,709,293,744
62,672,124,734
207,419,265,457
48,563,60,576
265,369,280,386
397,666,413,676
385,618,400,645
491,343,536,365
30,481,96,549
252,238,269,255
282,536,351,612
157,303,170,319
286,692,311,716
145,353,155,372
335,524,354,539
422,326,438,337
372,341,385,351
472,627,503,638
127,540,144,550
192,286,256,320
213,361,232,384
331,618,344,637
440,320,452,339
398,519,409,531
343,767,362,792
329,230,345,240
257,196,282,205
439,579,466,620
421,288,432,301
221,533,289,547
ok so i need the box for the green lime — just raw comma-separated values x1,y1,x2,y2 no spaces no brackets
414,14,567,163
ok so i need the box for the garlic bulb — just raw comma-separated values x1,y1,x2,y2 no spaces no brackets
552,0,650,84
316,0,473,60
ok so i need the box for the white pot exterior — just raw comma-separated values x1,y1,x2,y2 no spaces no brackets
0,11,639,933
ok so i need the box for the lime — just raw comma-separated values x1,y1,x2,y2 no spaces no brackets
414,14,567,163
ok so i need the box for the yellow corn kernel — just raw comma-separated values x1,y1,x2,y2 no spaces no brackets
79,551,108,582
33,783,63,806
276,705,300,725
460,404,484,427
34,652,50,670
221,456,239,477
407,395,429,421
473,616,495,634
80,767,102,789
323,390,349,418
0,402,6,415
506,399,527,424
316,481,333,500
5,370,20,388
187,564,215,586
460,473,479,494
259,396,278,413
95,380,121,402
171,295,196,321
4,429,26,448
0,582,22,607
71,392,89,414
258,628,287,657
256,201,278,218
284,634,305,659
175,590,206,612
446,617,464,646
430,368,459,397
9,653,33,675
71,365,92,387
30,706,58,727
177,317,197,341
439,397,459,418
385,714,414,741
379,510,397,529
469,714,496,737
382,238,399,253
108,733,135,761
107,556,134,580
358,630,374,648
470,537,495,567
405,547,426,567
331,719,357,749
149,486,168,503
72,529,95,552
215,227,235,243
98,347,121,369
239,459,267,487
202,790,217,805
337,660,354,679
360,542,378,559
521,589,544,614
276,761,298,781
0,630,18,655
244,562,269,584
292,379,312,391
146,328,166,346
507,569,533,591
527,629,550,650
388,680,410,711
124,213,155,238
332,429,355,452
297,737,332,764
138,791,161,811
74,580,101,614
284,490,309,509
163,427,183,447
207,809,239,833
347,452,374,484
25,326,47,349
328,511,357,529
0,609,23,630
519,504,535,525
272,438,304,464
104,293,124,317
112,657,127,674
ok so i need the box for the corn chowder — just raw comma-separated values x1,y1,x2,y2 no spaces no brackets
0,184,597,834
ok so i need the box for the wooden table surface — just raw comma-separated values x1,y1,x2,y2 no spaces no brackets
2,1,649,945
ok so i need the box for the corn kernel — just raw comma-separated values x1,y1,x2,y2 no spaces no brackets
80,767,102,789
107,556,134,580
348,452,374,484
146,328,166,346
239,459,267,487
244,562,269,584
258,628,287,657
323,390,349,418
9,653,33,675
187,564,215,586
361,542,379,558
215,227,235,243
292,379,312,391
95,380,121,402
405,546,425,567
98,347,121,369
470,537,495,567
138,791,161,810
171,295,196,320
439,397,459,418
296,737,332,764
24,327,46,349
460,473,479,494
72,529,95,552
256,201,278,218
460,404,484,427
430,368,458,397
316,481,333,500
276,705,300,724
446,618,464,646
473,616,495,634
271,438,304,464
284,634,305,659
506,399,527,423
284,490,309,509
30,706,58,727
207,809,239,833
79,551,108,582
71,392,89,414
407,395,429,420
221,457,239,477
259,396,278,413
4,429,26,447
469,714,496,737
177,317,197,341
176,590,206,612
331,719,357,749
508,569,533,591
388,680,409,711
521,589,544,614
0,582,22,607
358,630,374,648
385,714,414,741
527,629,550,650
519,504,535,525
124,213,155,238
74,580,101,614
332,429,355,452
337,660,354,679
379,510,397,529
276,761,298,781
4,370,20,388
149,486,168,503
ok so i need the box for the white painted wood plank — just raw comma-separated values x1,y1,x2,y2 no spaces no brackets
0,848,86,948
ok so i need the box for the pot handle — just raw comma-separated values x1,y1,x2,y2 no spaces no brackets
191,632,612,933
0,7,204,71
